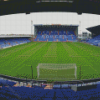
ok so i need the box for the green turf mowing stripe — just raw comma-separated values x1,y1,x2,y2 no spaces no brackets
10,42,47,72
0,42,41,71
61,42,79,57
0,42,33,54
67,42,100,79
41,42,57,63
56,42,73,63
15,42,52,79
30,42,53,79
71,42,100,69
76,42,100,53
0,42,38,62
0,42,100,80
43,42,57,57
0,42,47,77
0,42,39,64
0,42,37,57
72,42,100,57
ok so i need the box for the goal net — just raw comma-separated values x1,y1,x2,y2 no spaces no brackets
37,63,77,81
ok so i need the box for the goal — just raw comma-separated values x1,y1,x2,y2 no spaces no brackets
37,63,77,81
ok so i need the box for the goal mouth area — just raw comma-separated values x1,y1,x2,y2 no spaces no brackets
37,63,77,81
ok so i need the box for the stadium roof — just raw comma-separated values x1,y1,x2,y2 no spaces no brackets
0,0,100,16
35,24,78,31
0,34,32,38
36,0,74,3
87,25,100,33
87,25,100,37
86,25,100,36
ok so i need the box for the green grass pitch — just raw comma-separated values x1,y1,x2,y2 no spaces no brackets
0,42,100,81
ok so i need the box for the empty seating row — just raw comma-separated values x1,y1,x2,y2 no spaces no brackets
0,78,100,100
93,35,100,40
0,85,100,100
37,31,75,35
0,79,16,86
34,35,77,42
87,35,100,46
0,38,31,49
1,78,100,100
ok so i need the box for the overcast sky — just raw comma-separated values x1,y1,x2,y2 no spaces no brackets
0,12,100,35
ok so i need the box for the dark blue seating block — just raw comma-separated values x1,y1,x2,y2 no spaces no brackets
45,90,54,98
55,89,64,98
0,79,16,86
42,98,53,100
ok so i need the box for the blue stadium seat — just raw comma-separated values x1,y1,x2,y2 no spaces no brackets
0,81,100,100
0,38,31,49
87,35,100,46
35,32,77,42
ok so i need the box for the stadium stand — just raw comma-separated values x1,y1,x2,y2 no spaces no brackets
0,38,31,49
0,78,100,100
0,78,16,87
34,31,77,42
87,35,100,46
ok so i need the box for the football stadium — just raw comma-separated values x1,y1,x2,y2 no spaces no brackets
0,25,100,81
0,23,100,99
0,0,100,100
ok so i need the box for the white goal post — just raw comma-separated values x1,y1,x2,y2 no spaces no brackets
37,63,77,80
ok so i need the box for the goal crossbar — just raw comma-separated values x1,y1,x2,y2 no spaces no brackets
37,63,77,80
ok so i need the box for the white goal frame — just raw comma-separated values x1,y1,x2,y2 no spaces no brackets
37,63,77,80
